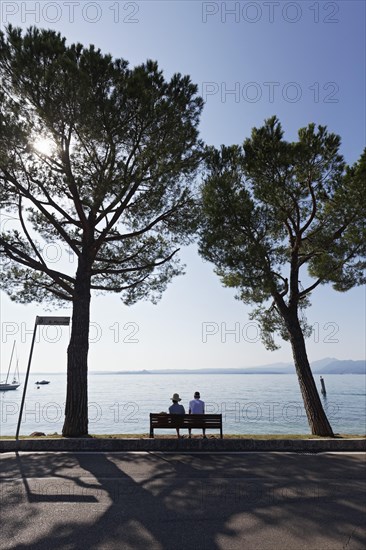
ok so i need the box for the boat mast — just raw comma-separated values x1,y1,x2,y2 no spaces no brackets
5,341,16,384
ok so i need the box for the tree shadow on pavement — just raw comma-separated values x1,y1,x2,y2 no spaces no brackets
1,451,365,550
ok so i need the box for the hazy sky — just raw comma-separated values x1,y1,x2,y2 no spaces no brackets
0,1,365,373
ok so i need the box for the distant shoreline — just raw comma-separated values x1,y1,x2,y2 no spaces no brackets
91,370,366,375
20,359,365,376
24,370,366,376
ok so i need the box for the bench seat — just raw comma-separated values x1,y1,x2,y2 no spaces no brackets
149,413,223,438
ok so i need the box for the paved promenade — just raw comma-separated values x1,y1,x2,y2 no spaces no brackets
1,451,365,549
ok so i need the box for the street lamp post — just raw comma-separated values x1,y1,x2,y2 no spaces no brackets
15,315,70,440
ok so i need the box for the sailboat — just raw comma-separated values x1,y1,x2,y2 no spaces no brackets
0,341,21,391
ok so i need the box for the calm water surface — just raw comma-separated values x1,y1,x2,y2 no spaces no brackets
1,373,365,436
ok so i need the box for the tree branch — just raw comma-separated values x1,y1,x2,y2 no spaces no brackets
102,204,181,243
299,278,322,298
90,273,150,292
17,194,47,268
91,248,179,275
0,238,75,294
300,176,317,235
1,166,81,255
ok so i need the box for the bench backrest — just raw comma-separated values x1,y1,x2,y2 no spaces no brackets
150,413,222,429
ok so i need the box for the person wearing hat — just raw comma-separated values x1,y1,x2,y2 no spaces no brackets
169,393,185,438
188,391,206,438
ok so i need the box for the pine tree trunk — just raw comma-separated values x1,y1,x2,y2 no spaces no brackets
62,258,91,437
287,315,334,437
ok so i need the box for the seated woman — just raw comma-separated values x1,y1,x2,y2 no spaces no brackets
169,393,185,438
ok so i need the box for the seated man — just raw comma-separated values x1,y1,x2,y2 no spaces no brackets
169,393,185,438
188,391,206,438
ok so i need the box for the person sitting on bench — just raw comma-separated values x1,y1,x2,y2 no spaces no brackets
168,393,185,438
188,391,206,438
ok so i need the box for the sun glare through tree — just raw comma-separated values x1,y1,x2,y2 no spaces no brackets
33,137,54,156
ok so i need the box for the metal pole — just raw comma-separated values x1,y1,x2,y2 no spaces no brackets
15,317,39,439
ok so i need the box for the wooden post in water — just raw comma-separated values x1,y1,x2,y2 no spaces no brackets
320,376,327,396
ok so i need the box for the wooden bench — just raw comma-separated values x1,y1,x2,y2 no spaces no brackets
149,413,223,438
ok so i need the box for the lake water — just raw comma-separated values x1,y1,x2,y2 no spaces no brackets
0,373,365,436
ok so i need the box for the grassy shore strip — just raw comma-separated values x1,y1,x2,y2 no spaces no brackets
1,433,364,440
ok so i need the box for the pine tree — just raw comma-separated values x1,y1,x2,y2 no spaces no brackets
199,117,366,436
0,26,203,436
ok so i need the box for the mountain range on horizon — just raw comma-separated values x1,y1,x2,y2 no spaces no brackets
92,358,366,375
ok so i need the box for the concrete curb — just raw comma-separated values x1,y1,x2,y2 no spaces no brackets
0,438,365,453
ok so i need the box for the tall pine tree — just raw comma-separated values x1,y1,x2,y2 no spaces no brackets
0,26,203,436
199,117,366,436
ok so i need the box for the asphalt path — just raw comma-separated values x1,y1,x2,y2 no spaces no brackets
0,451,365,550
